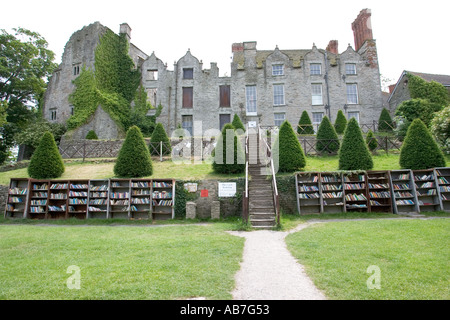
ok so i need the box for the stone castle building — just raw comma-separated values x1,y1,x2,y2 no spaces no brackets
43,8,383,138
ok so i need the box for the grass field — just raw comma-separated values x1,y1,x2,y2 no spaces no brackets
286,218,450,300
0,223,244,300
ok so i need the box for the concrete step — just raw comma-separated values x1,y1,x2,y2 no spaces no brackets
250,212,275,220
250,218,276,228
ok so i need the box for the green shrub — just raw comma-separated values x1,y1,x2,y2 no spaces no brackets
338,118,373,170
28,131,65,179
316,116,340,154
150,123,171,156
297,111,314,135
366,130,378,152
273,120,306,172
334,110,347,135
85,130,98,140
377,108,394,132
399,118,446,170
114,126,153,177
430,105,450,154
395,98,442,128
212,123,245,174
231,114,245,132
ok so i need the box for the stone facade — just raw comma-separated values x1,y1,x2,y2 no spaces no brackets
43,8,383,138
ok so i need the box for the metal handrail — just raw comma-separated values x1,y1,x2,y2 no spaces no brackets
243,126,249,224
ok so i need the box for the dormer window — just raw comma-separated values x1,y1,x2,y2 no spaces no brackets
183,68,193,79
272,64,284,76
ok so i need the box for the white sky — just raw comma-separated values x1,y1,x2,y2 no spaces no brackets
2,0,450,88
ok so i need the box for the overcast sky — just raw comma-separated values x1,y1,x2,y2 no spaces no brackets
3,0,450,88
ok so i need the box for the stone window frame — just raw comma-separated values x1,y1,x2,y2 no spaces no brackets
73,64,80,76
346,83,359,104
245,85,257,116
50,108,57,121
272,64,284,76
273,84,285,106
311,83,324,106
183,68,194,79
182,87,194,108
182,115,193,136
274,112,285,127
345,63,357,75
219,85,231,108
348,111,360,123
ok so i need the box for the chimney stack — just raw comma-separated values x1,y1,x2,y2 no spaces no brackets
232,43,244,53
119,23,132,42
326,40,339,54
351,9,373,51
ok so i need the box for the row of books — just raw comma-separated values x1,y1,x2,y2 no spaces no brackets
50,193,67,199
90,185,108,191
8,196,25,203
368,183,389,189
69,199,87,205
344,183,365,190
153,200,173,206
414,174,434,181
417,190,437,196
322,184,342,191
393,184,411,190
69,191,88,197
416,182,434,189
345,193,367,201
8,188,27,195
70,184,88,189
369,191,391,198
298,192,320,199
438,177,449,184
298,185,319,192
50,183,68,189
152,191,173,199
31,192,47,198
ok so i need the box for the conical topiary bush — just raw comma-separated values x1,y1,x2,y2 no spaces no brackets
366,130,378,153
114,126,153,178
297,111,314,135
316,116,340,154
378,108,394,132
399,118,446,170
150,123,171,156
334,110,347,135
231,114,245,132
273,120,306,172
28,131,65,179
338,117,374,170
212,123,245,174
85,130,98,140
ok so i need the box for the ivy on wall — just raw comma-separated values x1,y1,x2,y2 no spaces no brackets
67,30,150,132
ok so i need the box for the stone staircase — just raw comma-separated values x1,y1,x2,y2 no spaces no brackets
247,133,276,229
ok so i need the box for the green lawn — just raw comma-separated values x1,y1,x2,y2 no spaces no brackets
286,218,450,300
0,223,244,300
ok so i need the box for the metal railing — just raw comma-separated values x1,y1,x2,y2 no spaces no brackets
242,127,249,224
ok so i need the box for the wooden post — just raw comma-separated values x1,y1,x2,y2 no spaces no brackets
160,141,163,162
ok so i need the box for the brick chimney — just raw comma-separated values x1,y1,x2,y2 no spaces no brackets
351,9,373,51
326,40,339,54
232,43,244,53
388,84,396,94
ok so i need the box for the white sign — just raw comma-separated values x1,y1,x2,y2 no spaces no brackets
248,121,257,128
218,182,237,197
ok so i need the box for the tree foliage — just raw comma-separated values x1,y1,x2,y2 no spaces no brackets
366,130,378,152
297,111,314,135
114,126,153,178
399,118,445,170
408,74,449,107
231,114,245,131
212,123,245,174
430,105,450,154
316,116,340,154
150,123,171,155
395,98,442,128
15,119,66,148
273,120,306,172
334,110,347,135
378,108,394,132
27,131,65,179
85,130,98,140
338,117,373,171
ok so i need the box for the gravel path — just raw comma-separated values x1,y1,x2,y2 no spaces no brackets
228,224,326,300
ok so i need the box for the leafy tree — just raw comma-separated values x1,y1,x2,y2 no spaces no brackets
408,74,449,107
85,130,98,140
430,105,450,154
334,110,347,134
114,126,153,177
150,123,171,156
399,119,445,170
0,28,57,164
316,116,340,154
366,130,378,152
231,114,245,131
338,117,373,171
212,123,245,174
273,120,306,172
395,98,441,128
378,108,394,132
28,131,65,179
15,119,66,149
297,111,314,135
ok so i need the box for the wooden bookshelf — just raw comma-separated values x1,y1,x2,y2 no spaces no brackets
435,167,450,212
68,180,89,219
320,172,345,214
109,179,131,219
367,171,392,213
28,180,50,219
390,170,419,214
130,179,152,219
413,169,441,212
88,179,109,219
48,181,69,219
343,172,369,212
295,173,321,215
4,178,29,219
152,179,175,220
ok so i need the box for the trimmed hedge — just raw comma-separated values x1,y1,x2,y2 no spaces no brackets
273,120,306,172
399,118,446,170
366,130,378,152
316,116,340,154
338,118,373,170
150,123,171,155
231,114,245,132
28,131,65,179
85,130,98,140
334,110,347,135
212,123,245,174
297,111,314,135
114,126,153,178
377,108,394,132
